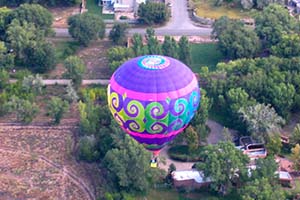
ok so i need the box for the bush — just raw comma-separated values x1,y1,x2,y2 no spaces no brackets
168,145,204,162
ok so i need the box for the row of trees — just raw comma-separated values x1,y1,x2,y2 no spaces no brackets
107,28,191,73
213,4,298,59
0,0,80,7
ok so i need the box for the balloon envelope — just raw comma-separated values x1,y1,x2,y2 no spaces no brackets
107,55,200,152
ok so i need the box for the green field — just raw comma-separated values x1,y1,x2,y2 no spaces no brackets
190,43,225,73
86,0,114,19
193,0,249,19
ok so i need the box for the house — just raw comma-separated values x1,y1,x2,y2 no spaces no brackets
172,170,212,189
100,0,146,12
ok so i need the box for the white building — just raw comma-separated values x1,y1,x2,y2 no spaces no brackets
101,0,146,12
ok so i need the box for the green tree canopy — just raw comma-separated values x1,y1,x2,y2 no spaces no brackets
68,13,105,46
254,4,297,47
178,36,191,65
239,103,285,142
104,135,160,193
138,1,170,25
47,96,69,124
271,34,300,58
0,0,80,7
9,3,53,35
162,35,178,58
213,16,260,59
109,23,128,45
196,141,249,194
240,177,285,200
64,56,85,88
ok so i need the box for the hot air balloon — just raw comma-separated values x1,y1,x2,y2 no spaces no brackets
107,55,200,166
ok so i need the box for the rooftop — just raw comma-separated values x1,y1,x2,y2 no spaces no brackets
172,170,212,183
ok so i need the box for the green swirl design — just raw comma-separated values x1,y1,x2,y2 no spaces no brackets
127,119,145,133
108,92,119,112
124,100,144,118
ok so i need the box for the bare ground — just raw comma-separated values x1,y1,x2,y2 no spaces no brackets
0,124,98,200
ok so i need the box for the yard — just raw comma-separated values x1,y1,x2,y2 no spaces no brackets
193,0,249,19
190,43,225,72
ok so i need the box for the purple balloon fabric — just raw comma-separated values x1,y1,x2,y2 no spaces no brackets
107,55,201,152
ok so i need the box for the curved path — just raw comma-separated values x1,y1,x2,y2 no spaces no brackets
159,119,237,171
0,147,95,200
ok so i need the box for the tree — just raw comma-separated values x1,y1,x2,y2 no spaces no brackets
64,82,79,103
64,56,85,88
0,41,14,69
213,16,260,59
239,103,285,142
226,87,255,115
196,141,249,194
22,74,44,95
78,135,99,162
131,33,145,56
255,4,297,47
109,23,128,45
268,82,295,118
138,1,170,25
0,0,80,7
185,126,199,153
68,13,105,46
46,97,69,124
6,19,42,60
251,157,279,183
107,46,134,72
9,3,53,36
5,95,39,124
0,69,9,89
290,124,300,146
265,134,282,156
178,36,191,65
23,42,56,73
0,7,11,40
240,178,286,200
162,36,178,58
146,28,162,55
271,34,300,58
103,135,158,193
291,144,300,172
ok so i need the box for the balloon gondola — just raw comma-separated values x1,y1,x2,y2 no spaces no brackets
107,55,201,167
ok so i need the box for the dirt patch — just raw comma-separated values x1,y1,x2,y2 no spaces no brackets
0,125,98,200
77,40,112,79
50,6,81,28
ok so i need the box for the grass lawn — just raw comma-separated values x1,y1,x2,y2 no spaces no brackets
193,0,249,19
86,0,114,19
190,43,225,73
54,41,81,62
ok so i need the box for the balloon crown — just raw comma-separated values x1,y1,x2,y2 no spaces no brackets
138,55,170,70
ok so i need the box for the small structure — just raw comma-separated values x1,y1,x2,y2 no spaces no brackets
237,136,267,159
278,171,293,187
100,0,146,12
172,170,212,189
243,143,267,159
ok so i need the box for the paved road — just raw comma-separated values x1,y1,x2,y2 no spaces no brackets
9,79,110,85
54,0,212,37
